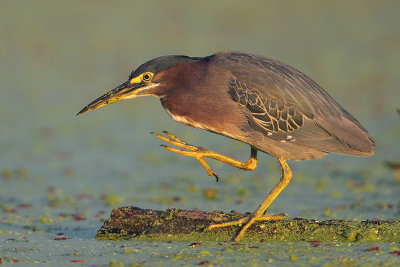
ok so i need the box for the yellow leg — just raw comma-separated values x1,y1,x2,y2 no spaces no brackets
152,131,258,181
206,157,292,241
152,131,292,241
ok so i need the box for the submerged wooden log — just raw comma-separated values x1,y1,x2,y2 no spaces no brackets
96,206,400,242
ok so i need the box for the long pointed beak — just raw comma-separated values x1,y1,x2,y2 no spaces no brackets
77,81,136,115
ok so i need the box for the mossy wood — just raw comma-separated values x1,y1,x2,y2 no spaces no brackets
96,206,400,242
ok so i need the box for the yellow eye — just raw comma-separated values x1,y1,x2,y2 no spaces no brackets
142,72,152,82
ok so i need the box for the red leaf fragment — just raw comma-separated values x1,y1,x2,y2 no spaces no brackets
73,214,86,221
11,259,19,262
47,186,57,193
54,237,67,241
197,260,210,265
17,203,34,209
389,251,400,256
69,259,85,262
365,246,381,252
189,242,201,247
172,196,182,202
310,240,322,247
3,208,17,213
231,243,242,246
75,194,93,200
249,246,259,249
95,210,106,218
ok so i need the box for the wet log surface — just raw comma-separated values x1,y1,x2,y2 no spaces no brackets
96,206,400,242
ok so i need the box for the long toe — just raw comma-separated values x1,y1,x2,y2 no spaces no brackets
205,213,287,241
163,131,185,143
154,131,198,151
205,217,249,231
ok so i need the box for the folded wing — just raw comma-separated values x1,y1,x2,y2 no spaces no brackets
214,51,375,156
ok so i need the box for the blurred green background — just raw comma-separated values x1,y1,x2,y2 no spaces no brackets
1,1,400,265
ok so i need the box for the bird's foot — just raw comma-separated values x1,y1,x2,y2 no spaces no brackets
152,131,219,181
205,213,288,241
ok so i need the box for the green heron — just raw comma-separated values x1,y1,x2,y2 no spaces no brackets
77,51,375,241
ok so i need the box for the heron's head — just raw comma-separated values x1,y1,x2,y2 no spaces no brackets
77,55,205,115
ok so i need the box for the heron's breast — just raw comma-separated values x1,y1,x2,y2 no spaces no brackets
163,106,235,137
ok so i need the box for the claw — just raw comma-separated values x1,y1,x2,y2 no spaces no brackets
162,130,172,136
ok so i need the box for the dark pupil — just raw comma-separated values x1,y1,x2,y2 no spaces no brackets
144,74,150,80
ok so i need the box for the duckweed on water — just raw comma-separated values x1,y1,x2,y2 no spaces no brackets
1,1,400,266
103,194,124,207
